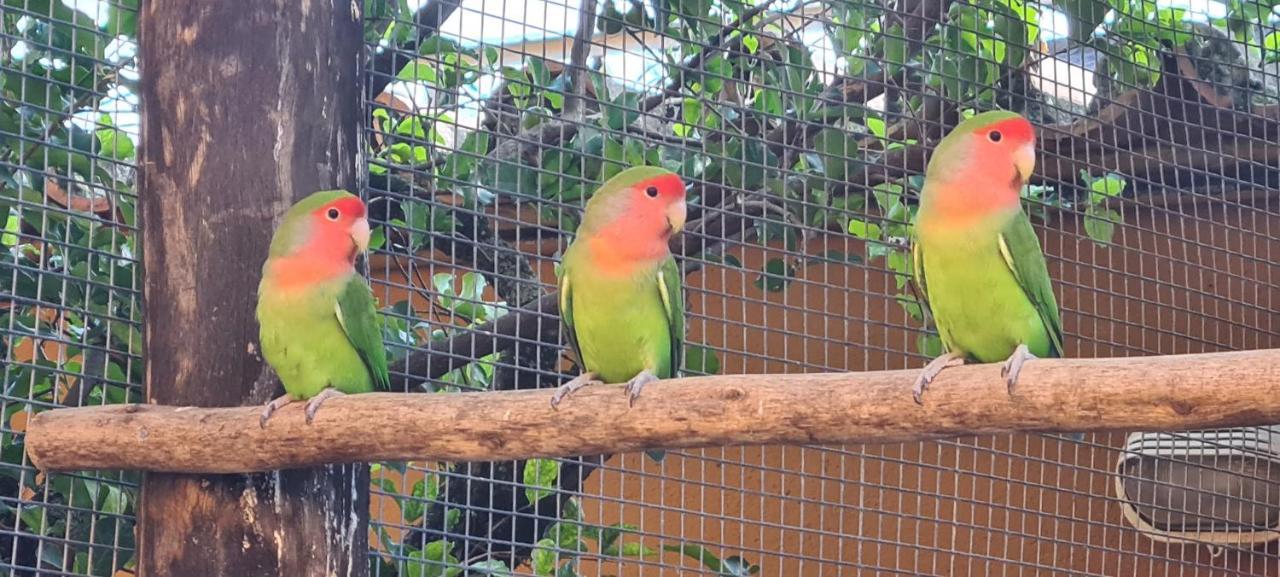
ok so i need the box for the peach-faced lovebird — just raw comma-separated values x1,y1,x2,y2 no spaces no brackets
910,111,1065,406
256,190,389,427
551,166,687,419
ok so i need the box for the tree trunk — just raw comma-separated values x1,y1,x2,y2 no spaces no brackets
136,1,367,575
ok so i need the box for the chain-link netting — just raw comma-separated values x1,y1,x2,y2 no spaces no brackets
1,0,141,575
362,0,1278,575
1,0,1277,575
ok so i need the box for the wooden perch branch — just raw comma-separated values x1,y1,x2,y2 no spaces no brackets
26,349,1280,474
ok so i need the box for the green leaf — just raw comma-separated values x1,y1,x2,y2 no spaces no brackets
599,523,639,555
398,62,439,84
699,56,730,96
866,116,886,138
466,560,513,576
99,485,129,516
531,538,558,576
108,0,139,36
871,182,904,214
546,522,584,550
1087,174,1127,204
619,542,657,558
916,334,944,357
601,136,626,181
752,258,794,292
1266,31,1280,63
402,480,426,523
523,458,560,503
561,497,584,523
741,34,760,54
811,128,860,181
847,219,881,240
404,540,460,577
418,36,465,56
604,91,642,130
681,98,703,127
752,85,783,117
883,25,909,70
1084,207,1122,245
896,293,924,321
683,344,721,375
2,211,19,247
662,544,722,572
887,249,911,289
718,140,773,190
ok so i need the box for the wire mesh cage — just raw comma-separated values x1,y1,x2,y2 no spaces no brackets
0,0,141,575
1,0,1278,575
361,0,1278,575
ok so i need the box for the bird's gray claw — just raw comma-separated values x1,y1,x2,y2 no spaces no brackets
624,371,659,407
911,379,928,405
259,394,293,429
912,352,964,405
1000,344,1036,397
303,388,344,424
550,373,599,410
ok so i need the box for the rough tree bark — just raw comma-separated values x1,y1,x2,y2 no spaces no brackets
137,1,367,575
27,349,1280,472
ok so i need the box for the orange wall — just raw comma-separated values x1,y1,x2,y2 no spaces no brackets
371,197,1279,576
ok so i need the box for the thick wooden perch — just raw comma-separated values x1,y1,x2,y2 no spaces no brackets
26,349,1280,474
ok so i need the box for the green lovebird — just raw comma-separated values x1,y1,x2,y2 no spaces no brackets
256,190,389,427
910,111,1068,409
551,166,687,461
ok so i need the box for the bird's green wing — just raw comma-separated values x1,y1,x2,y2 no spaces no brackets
911,233,929,313
335,277,391,390
909,232,951,352
558,269,587,372
656,255,684,377
996,211,1066,357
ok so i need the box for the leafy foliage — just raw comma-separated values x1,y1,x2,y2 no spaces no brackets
1,0,141,574
1,0,1262,574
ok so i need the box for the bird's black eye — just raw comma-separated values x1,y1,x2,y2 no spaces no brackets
326,208,341,221
645,186,659,198
988,130,1003,143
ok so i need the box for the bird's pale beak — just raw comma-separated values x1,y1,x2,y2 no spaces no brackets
667,199,687,235
1014,142,1037,183
350,217,371,254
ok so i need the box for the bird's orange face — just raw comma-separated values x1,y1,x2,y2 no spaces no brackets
304,195,370,265
966,115,1037,187
584,172,688,277
922,114,1039,229
618,172,688,240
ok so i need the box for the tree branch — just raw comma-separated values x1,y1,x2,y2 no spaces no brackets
366,0,465,99
28,349,1280,472
638,0,780,113
562,0,599,122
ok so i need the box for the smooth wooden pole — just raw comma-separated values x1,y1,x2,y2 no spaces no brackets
28,349,1280,473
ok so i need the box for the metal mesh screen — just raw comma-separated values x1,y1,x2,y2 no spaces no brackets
0,0,1276,575
362,0,1278,576
0,0,141,575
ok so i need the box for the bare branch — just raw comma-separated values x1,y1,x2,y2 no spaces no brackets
28,349,1280,472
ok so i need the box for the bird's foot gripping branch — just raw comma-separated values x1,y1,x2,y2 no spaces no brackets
24,349,1280,474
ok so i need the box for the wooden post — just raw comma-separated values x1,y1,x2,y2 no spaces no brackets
137,1,367,575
